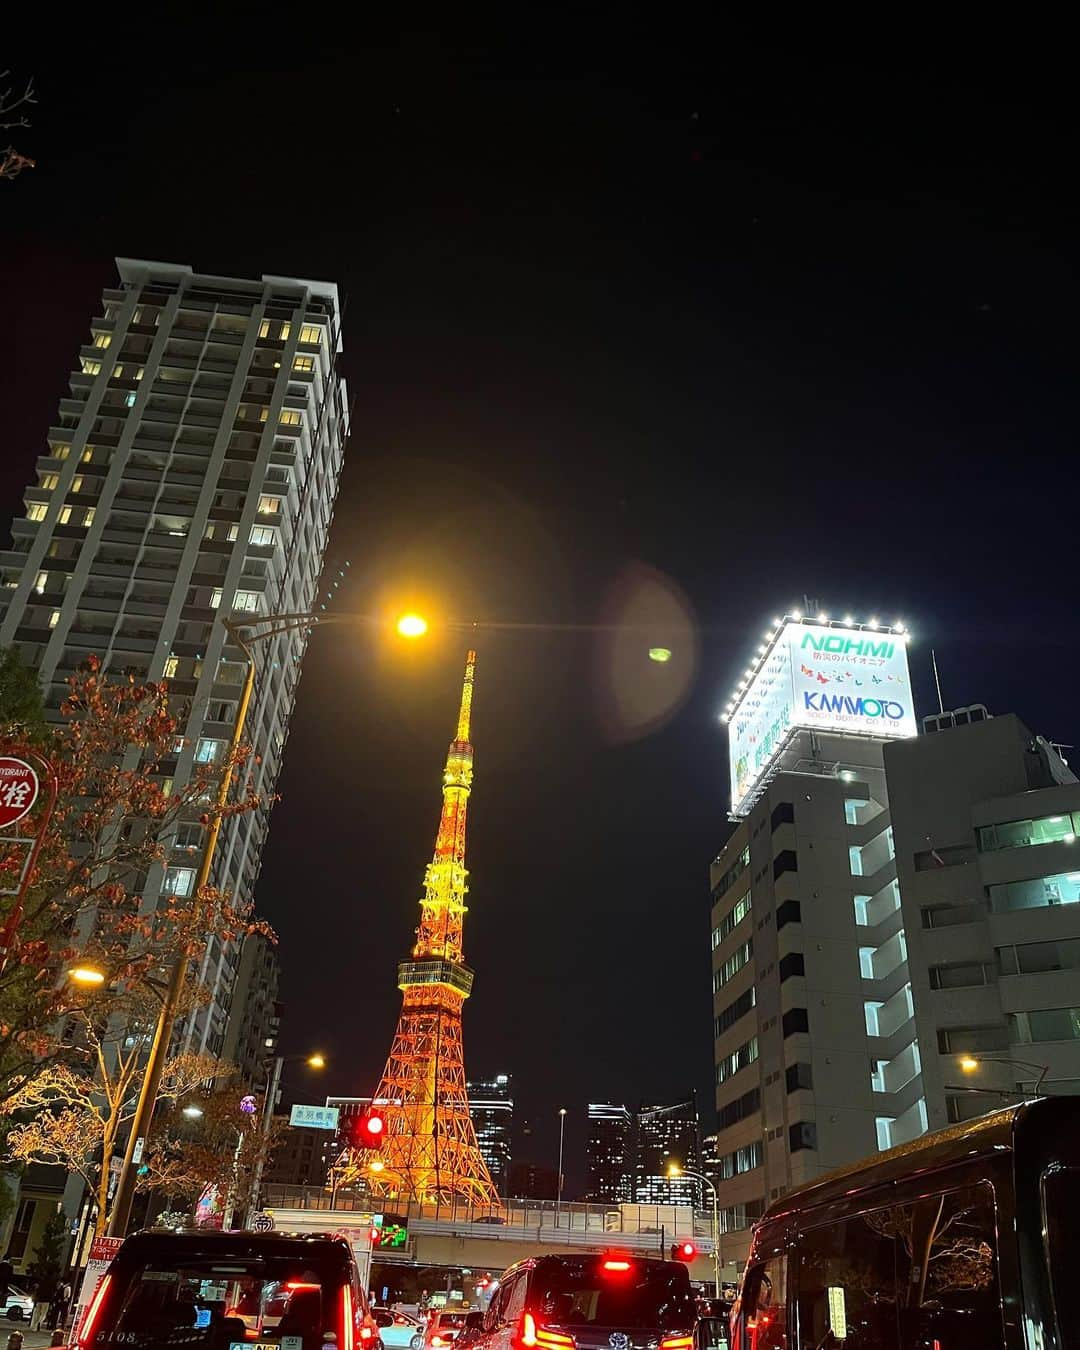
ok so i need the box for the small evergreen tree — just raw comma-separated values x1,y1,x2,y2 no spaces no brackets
25,1206,67,1302
0,646,45,733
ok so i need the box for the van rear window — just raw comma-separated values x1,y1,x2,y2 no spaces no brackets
533,1263,695,1331
87,1254,340,1347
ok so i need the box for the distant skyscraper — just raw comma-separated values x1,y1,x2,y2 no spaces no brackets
0,257,348,1057
585,1103,633,1202
468,1074,513,1193
221,932,281,1086
635,1097,700,1206
507,1160,558,1200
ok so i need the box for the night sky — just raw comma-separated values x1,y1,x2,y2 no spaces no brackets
1,20,1075,1191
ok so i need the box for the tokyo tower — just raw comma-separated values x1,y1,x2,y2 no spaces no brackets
340,651,499,1207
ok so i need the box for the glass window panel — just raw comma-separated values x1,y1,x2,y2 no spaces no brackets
1026,1007,1080,1042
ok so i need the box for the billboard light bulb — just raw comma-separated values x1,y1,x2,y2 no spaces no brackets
894,621,905,631
843,614,854,624
791,609,801,620
868,617,879,628
817,612,828,622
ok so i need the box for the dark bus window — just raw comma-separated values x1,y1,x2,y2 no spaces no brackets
796,1211,900,1348
893,1183,1001,1349
1042,1167,1080,1345
734,1256,786,1350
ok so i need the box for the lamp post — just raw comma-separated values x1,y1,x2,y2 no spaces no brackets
958,1054,1050,1095
669,1163,722,1298
555,1107,567,1228
246,1050,325,1222
109,607,428,1238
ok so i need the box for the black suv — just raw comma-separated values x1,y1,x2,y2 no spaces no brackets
476,1255,697,1350
70,1227,375,1349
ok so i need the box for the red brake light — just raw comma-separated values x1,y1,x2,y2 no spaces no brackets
286,1281,322,1292
76,1273,113,1348
659,1338,694,1350
602,1260,632,1273
518,1313,575,1350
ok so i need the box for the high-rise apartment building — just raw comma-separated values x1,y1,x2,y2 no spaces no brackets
467,1074,513,1194
634,1097,700,1206
585,1103,633,1202
710,615,919,1265
885,707,1080,1120
221,932,281,1087
0,258,348,1056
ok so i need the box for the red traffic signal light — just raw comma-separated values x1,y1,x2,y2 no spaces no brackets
671,1241,697,1263
354,1109,386,1150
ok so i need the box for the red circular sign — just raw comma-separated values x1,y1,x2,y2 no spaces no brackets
0,757,39,830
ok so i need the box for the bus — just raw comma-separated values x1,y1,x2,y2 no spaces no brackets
730,1095,1078,1349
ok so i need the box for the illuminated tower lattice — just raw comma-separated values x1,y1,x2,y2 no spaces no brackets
341,651,498,1206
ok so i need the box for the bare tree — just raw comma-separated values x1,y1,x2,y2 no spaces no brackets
1,71,35,181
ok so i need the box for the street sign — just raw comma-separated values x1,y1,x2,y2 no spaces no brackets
289,1103,340,1131
0,757,38,830
251,1212,275,1232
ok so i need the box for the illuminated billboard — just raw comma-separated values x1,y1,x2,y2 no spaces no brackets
728,620,917,815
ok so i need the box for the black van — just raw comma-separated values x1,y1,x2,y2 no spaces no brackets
476,1253,697,1350
730,1096,1080,1349
70,1227,374,1349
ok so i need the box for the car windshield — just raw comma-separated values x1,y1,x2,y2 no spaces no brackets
88,1254,338,1347
437,1313,467,1327
534,1264,696,1331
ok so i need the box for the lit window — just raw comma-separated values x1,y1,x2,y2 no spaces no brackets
278,409,302,426
292,355,315,373
257,496,280,515
258,319,271,339
210,589,223,609
194,739,222,764
259,406,269,423
249,525,276,546
162,865,196,897
134,367,144,381
80,358,102,375
92,331,112,349
49,610,60,629
26,503,47,522
163,655,180,679
71,476,83,493
280,321,291,341
81,447,94,463
34,571,48,594
58,506,72,524
53,444,70,460
83,507,95,526
39,474,58,491
227,524,239,542
124,392,136,408
113,365,124,379
299,324,321,345
233,590,261,613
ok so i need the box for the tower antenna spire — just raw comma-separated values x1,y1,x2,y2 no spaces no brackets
334,649,498,1208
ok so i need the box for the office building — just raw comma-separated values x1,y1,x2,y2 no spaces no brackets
885,707,1080,1120
0,258,348,1057
710,614,919,1264
634,1097,700,1206
221,931,281,1087
265,1119,331,1189
585,1103,633,1202
467,1074,513,1194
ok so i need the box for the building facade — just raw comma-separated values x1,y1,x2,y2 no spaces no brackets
265,1118,331,1189
885,708,1080,1120
634,1097,700,1207
0,258,348,1057
711,615,920,1267
467,1074,513,1194
585,1103,633,1202
221,931,281,1087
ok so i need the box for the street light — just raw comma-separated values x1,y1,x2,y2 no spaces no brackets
958,1054,1049,1094
668,1162,722,1298
307,1053,326,1070
246,1049,328,1224
182,1105,204,1119
555,1107,567,1228
108,601,426,1237
68,965,106,987
396,613,429,639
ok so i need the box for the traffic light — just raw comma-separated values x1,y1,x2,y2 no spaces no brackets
671,1241,697,1263
353,1108,386,1150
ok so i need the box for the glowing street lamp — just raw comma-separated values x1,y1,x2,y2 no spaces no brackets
68,964,106,987
307,1053,326,1070
959,1053,1049,1094
182,1105,204,1119
396,613,429,639
668,1162,722,1296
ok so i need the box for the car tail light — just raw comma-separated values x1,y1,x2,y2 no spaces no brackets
339,1284,355,1350
518,1312,576,1350
76,1273,113,1348
659,1336,694,1350
287,1281,323,1293
602,1260,632,1273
